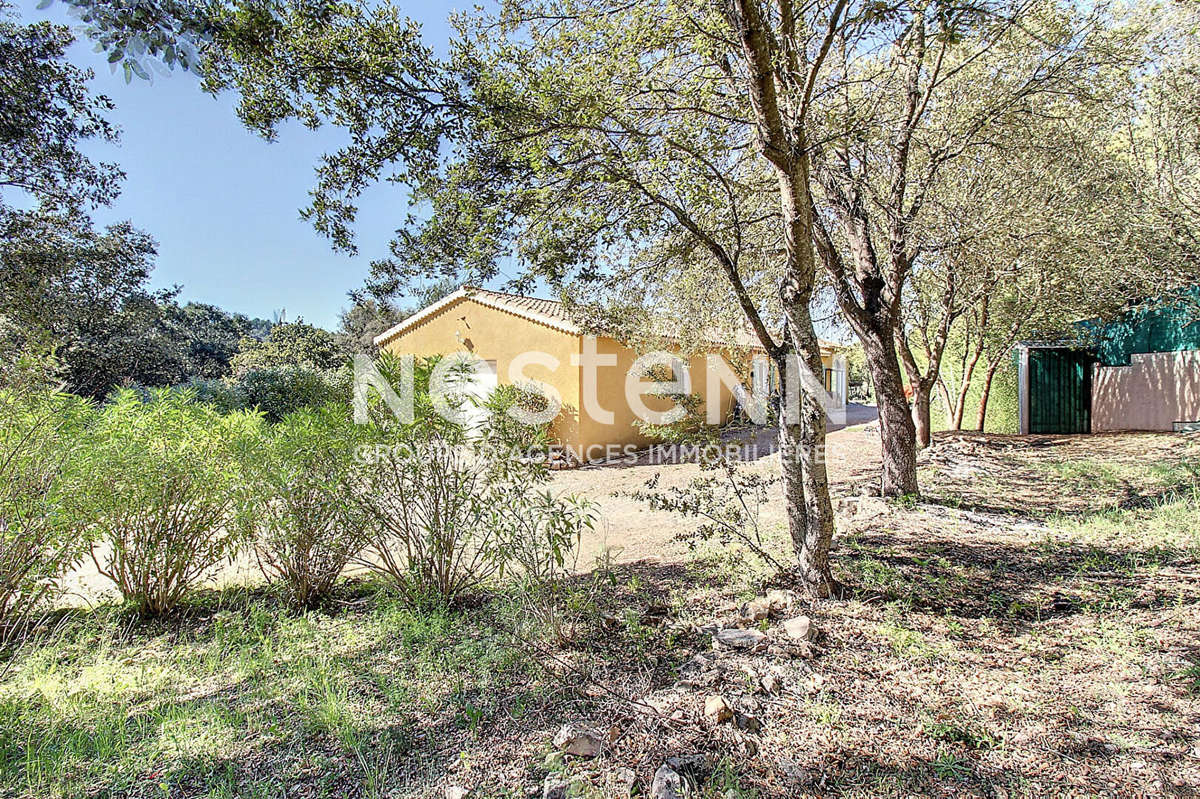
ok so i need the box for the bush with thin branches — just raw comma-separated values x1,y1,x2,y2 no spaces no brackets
0,361,92,638
250,404,370,608
350,357,592,605
73,389,261,614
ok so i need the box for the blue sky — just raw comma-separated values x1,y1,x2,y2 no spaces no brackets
18,0,459,329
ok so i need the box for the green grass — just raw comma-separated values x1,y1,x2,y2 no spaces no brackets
1040,456,1199,500
0,585,539,799
1049,488,1200,557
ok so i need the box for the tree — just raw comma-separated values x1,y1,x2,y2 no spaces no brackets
0,211,174,397
0,1,121,219
802,1,1136,489
230,320,341,377
334,298,403,358
77,0,842,591
394,0,851,593
907,3,1200,435
163,301,265,378
53,0,1196,592
335,278,457,356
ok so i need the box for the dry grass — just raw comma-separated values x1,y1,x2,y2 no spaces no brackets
1,431,1198,797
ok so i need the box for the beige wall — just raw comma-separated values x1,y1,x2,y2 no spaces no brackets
379,297,585,447
1092,349,1200,432
379,297,760,457
574,337,746,460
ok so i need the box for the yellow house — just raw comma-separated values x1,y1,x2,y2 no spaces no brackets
374,286,846,462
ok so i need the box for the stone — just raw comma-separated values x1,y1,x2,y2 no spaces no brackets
765,589,794,615
665,754,708,776
445,789,471,799
542,776,569,799
704,695,734,723
735,712,762,733
650,765,684,799
760,674,781,694
552,723,602,757
782,615,813,641
613,767,637,797
743,598,771,622
714,627,768,651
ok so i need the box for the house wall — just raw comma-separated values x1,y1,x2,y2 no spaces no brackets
573,337,749,461
1092,349,1200,432
378,297,585,447
379,296,838,458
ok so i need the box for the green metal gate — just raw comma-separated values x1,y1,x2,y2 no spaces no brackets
1028,349,1093,434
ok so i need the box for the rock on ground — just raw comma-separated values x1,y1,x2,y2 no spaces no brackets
704,695,733,723
783,615,813,641
552,723,603,757
650,765,684,799
714,627,768,651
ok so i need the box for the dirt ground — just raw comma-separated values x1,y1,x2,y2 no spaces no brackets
516,429,1200,797
557,422,884,567
15,426,1200,798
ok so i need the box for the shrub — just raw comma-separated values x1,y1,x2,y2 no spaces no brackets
482,381,556,453
230,321,342,378
493,487,596,645
179,376,243,414
350,423,505,605
629,454,784,571
73,389,262,614
350,369,592,605
631,363,718,448
0,385,91,638
236,366,344,422
249,405,370,608
493,488,594,584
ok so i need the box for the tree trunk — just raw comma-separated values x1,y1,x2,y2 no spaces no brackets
976,358,1003,431
937,377,956,428
775,203,838,593
953,339,986,430
775,318,838,596
776,383,836,595
861,327,919,497
912,380,932,449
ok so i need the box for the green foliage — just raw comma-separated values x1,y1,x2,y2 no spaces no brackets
163,301,267,379
234,365,345,423
70,389,263,614
248,405,370,608
334,297,405,357
481,381,556,454
175,376,243,414
0,212,272,398
930,345,1019,434
0,2,121,216
334,280,457,356
0,384,92,637
349,422,581,606
630,456,784,572
844,343,872,402
230,321,342,377
632,362,719,447
349,358,592,606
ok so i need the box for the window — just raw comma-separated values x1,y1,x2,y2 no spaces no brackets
752,358,770,396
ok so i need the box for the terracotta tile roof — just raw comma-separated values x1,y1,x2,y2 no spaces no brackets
374,285,847,354
465,287,580,331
